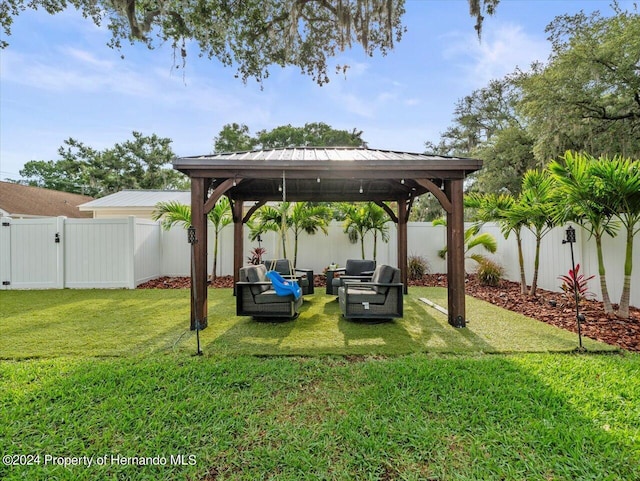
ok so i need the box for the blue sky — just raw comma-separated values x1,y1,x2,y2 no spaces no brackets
0,0,632,182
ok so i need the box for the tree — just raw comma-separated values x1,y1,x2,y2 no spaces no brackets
341,203,370,259
364,203,390,261
339,202,391,260
212,122,366,153
434,218,498,271
256,122,365,148
289,202,332,267
408,194,444,222
515,6,640,162
207,197,233,279
249,201,331,267
213,123,258,153
152,198,232,280
2,1,498,85
548,152,618,315
589,155,640,319
19,132,187,197
425,78,535,194
471,126,537,195
439,78,522,156
506,170,556,297
465,192,529,294
250,203,290,260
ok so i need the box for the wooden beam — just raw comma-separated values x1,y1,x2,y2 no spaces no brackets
397,198,409,294
445,179,466,327
191,177,209,330
204,178,237,214
233,200,244,292
243,200,266,224
374,201,398,224
415,178,453,213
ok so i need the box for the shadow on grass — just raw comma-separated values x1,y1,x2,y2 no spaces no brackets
1,287,617,359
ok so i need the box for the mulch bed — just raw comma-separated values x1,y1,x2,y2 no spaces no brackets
138,274,639,352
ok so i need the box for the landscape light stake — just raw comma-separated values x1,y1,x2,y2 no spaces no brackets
562,225,585,351
188,226,203,356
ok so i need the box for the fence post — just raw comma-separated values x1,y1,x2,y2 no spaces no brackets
0,217,11,290
56,216,66,288
126,216,136,289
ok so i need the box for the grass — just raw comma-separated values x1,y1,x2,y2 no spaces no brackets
0,288,636,480
1,354,639,480
0,288,615,359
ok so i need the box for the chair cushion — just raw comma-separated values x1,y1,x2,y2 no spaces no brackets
263,259,292,276
341,286,387,304
370,265,396,294
344,259,376,276
242,265,270,295
254,290,296,304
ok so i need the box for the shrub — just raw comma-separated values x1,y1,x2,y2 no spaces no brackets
408,255,430,280
476,258,504,287
558,264,595,306
247,247,266,265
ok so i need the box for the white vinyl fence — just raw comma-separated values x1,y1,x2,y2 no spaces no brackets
1,216,638,307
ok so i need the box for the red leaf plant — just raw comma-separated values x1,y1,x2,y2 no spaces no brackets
558,264,596,306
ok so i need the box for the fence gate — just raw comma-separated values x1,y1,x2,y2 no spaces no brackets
0,217,64,290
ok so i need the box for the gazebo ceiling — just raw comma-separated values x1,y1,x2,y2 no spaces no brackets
174,147,482,202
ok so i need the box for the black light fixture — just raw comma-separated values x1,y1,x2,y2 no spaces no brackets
187,226,203,356
562,225,585,351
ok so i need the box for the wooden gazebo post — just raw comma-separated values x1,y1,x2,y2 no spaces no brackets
232,199,244,290
190,176,209,330
397,197,409,295
445,178,466,327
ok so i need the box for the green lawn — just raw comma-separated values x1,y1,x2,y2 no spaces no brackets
1,288,637,480
0,288,615,358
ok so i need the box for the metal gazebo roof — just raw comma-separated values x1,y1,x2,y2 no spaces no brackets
174,147,482,202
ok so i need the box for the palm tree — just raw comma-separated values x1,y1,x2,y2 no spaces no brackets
465,192,529,294
590,155,640,318
207,197,233,279
152,198,232,280
341,203,370,259
508,169,556,297
433,218,498,271
364,203,390,261
548,152,618,315
250,203,289,259
289,202,331,267
250,202,331,267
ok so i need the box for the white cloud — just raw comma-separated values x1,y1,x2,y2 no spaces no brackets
442,23,549,89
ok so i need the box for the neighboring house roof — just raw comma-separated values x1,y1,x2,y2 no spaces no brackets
78,190,190,212
0,181,94,218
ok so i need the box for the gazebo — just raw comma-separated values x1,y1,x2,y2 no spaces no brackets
173,147,482,330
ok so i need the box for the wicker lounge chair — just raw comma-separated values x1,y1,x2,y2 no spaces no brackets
236,264,303,320
326,259,376,295
338,265,403,321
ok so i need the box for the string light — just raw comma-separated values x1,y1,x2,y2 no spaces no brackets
359,180,363,194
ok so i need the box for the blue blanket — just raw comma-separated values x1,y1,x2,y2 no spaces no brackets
265,270,302,300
